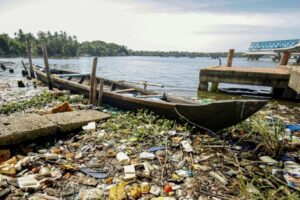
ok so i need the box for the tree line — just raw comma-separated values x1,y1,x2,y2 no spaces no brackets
0,29,243,58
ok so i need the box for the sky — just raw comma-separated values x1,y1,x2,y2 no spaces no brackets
0,0,299,52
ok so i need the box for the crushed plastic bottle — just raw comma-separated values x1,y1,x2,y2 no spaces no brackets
181,140,193,152
176,170,193,177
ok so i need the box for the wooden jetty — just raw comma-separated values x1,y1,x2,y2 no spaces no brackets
198,50,300,99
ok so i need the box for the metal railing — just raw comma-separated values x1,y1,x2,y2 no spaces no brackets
249,39,300,51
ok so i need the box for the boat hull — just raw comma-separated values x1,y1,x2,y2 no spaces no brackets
35,69,267,131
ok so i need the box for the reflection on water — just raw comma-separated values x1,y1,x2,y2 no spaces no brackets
0,56,277,97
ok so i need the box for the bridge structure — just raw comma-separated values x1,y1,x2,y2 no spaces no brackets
245,39,300,61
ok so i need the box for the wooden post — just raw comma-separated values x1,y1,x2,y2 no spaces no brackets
26,38,35,78
98,79,104,106
226,49,235,67
92,79,98,105
21,60,29,75
297,56,300,64
210,82,219,92
279,51,291,66
42,43,53,90
89,57,98,104
198,81,208,91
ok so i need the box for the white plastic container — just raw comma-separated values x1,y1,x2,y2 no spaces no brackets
140,152,155,160
116,152,130,165
181,140,193,152
18,175,40,190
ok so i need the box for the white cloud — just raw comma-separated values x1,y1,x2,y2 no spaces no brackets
0,0,299,51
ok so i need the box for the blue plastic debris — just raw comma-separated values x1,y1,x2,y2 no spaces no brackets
279,154,295,162
147,146,166,152
286,124,300,132
284,161,300,191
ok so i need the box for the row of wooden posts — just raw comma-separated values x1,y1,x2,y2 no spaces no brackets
210,49,292,92
24,39,103,106
24,38,53,90
225,48,291,67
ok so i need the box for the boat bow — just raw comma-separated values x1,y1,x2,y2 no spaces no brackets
175,100,267,131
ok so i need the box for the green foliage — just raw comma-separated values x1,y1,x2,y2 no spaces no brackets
128,50,244,58
34,31,79,57
0,91,55,114
0,29,128,57
237,174,299,200
0,29,245,58
100,109,190,141
78,41,128,56
0,31,27,57
228,114,286,158
0,91,85,114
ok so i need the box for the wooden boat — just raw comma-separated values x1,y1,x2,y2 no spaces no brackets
34,66,267,131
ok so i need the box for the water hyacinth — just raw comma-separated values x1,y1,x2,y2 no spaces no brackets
99,110,191,141
0,91,85,114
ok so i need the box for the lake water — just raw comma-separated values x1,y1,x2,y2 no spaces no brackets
0,56,278,97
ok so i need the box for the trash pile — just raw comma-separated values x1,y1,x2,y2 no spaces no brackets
0,66,299,199
0,106,299,199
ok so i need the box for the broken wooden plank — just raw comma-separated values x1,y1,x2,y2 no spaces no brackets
114,88,136,93
135,95,163,98
58,73,89,78
0,110,110,146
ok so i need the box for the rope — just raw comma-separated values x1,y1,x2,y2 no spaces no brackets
174,105,241,172
240,100,246,119
174,106,222,140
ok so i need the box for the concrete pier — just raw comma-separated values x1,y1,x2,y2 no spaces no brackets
198,49,300,99
198,66,298,99
199,66,290,89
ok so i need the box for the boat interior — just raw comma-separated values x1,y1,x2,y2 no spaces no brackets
37,66,198,105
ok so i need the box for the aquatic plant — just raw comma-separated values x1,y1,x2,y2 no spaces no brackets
0,91,85,114
0,91,54,114
228,114,286,158
99,109,191,140
237,174,299,200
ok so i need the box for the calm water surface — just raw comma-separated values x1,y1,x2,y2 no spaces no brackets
0,56,277,97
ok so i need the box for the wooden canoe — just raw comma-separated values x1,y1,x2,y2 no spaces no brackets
34,66,267,131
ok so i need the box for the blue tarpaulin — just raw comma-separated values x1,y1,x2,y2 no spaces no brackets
286,124,300,132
